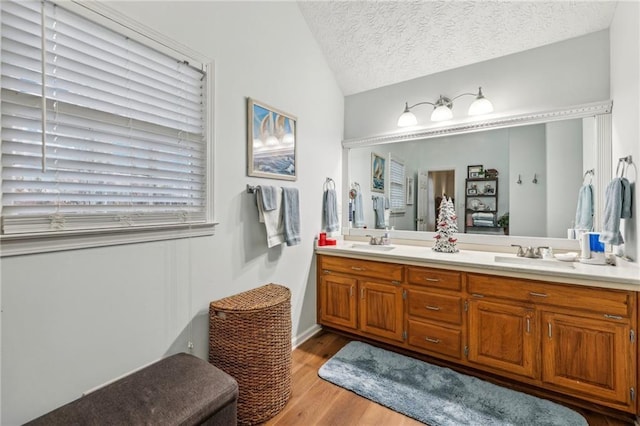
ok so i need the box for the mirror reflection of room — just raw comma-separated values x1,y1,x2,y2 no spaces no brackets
348,117,591,238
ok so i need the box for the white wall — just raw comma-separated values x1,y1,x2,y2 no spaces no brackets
610,2,639,262
345,30,610,140
0,2,344,424
509,125,547,237
546,120,583,237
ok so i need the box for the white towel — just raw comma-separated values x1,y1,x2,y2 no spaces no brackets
256,186,284,248
323,189,340,233
353,191,364,228
600,177,631,246
574,184,593,231
282,187,300,246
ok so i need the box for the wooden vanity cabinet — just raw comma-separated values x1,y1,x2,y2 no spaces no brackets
541,311,634,407
405,266,465,360
467,298,538,379
317,254,638,414
317,255,404,342
467,272,636,412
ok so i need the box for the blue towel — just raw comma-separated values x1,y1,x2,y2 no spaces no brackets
600,177,632,245
282,187,300,246
323,189,339,233
353,191,364,228
257,185,278,211
574,184,593,231
373,195,386,229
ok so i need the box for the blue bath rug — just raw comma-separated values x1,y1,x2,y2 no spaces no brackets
318,341,587,426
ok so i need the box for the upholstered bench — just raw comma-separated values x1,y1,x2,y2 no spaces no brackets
26,353,238,426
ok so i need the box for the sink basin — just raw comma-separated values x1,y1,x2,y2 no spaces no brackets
494,255,575,269
348,243,395,252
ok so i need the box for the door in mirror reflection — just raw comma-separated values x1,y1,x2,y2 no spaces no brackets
417,170,455,231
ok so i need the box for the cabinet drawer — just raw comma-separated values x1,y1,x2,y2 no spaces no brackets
407,267,461,291
320,255,403,282
467,273,632,317
407,289,462,325
408,320,462,359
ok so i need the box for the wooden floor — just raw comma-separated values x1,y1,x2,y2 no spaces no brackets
264,330,634,426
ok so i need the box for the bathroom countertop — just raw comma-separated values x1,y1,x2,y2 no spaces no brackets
316,242,640,291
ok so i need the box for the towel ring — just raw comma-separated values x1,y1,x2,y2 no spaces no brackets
323,177,335,191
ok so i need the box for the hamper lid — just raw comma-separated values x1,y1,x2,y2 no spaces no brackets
210,283,290,312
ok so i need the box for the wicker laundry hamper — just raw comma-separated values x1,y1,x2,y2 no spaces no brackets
208,284,291,425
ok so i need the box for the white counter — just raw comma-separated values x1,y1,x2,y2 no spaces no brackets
316,242,640,291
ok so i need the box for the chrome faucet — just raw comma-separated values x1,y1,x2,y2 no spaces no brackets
366,235,384,245
511,244,548,258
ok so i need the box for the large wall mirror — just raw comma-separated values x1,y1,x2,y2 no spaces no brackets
342,101,612,248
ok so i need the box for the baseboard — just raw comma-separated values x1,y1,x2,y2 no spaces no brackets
292,324,322,349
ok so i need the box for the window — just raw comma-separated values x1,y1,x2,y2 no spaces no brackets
388,154,405,214
1,1,214,255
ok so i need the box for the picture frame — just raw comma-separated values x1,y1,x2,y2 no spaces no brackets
247,98,297,181
371,152,385,192
467,164,483,179
406,176,414,205
467,188,477,195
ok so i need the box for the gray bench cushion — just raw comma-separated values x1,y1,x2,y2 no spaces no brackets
26,353,238,426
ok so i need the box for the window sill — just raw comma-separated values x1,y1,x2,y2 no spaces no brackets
0,223,218,257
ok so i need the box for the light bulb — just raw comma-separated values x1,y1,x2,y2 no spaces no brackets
397,102,418,127
468,97,493,116
397,111,417,127
468,87,493,116
431,105,453,121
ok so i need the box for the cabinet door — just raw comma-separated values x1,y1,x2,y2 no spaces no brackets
468,299,537,379
319,274,357,330
542,311,633,407
359,280,404,342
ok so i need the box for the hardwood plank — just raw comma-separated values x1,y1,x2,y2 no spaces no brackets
264,331,634,426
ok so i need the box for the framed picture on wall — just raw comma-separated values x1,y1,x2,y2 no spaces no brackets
467,164,483,178
247,98,297,180
371,152,385,192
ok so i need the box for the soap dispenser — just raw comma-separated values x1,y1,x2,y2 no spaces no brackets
383,228,391,245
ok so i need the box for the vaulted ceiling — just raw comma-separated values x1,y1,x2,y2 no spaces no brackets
297,1,617,96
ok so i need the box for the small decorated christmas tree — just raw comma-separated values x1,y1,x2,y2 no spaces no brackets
433,197,459,253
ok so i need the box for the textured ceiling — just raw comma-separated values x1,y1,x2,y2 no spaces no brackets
297,1,617,96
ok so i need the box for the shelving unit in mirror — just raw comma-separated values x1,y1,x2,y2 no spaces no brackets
465,177,504,235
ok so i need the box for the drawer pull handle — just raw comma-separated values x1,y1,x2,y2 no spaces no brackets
425,337,441,344
526,318,531,333
425,305,441,311
529,292,548,298
423,277,440,282
604,314,623,320
351,266,365,271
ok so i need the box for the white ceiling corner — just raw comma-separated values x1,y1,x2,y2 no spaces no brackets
297,1,617,96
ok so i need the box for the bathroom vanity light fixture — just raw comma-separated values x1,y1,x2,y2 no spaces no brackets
397,87,494,127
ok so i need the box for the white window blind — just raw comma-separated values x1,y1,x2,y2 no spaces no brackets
1,0,208,236
388,154,405,214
